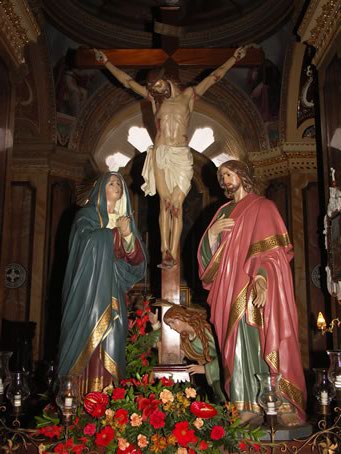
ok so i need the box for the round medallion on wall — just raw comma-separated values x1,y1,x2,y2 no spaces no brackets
311,264,321,289
5,263,27,289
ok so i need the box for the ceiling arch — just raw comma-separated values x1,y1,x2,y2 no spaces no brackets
43,0,294,48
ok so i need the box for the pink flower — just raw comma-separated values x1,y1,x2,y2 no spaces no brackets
137,434,149,448
185,387,197,399
159,389,174,404
130,413,143,427
193,418,204,429
83,423,96,436
118,438,130,450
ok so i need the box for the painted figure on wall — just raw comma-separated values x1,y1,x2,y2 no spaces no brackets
197,160,306,425
54,49,95,117
94,47,246,269
58,172,145,392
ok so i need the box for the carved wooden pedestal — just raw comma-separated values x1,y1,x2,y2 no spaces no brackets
154,257,190,382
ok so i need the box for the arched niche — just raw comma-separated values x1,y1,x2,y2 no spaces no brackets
69,73,269,166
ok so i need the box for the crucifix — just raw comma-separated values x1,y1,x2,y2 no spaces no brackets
74,5,263,376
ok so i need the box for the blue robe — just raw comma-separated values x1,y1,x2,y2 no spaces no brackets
58,172,146,384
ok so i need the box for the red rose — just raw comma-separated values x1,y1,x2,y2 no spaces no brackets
239,441,248,451
39,425,63,439
114,408,129,425
136,394,161,420
72,445,86,454
198,440,209,450
95,426,115,447
172,421,198,447
83,392,109,418
130,334,138,342
253,443,261,452
83,423,96,436
112,387,126,400
210,425,225,440
149,409,166,428
161,377,174,386
117,446,141,454
53,443,68,454
190,401,217,419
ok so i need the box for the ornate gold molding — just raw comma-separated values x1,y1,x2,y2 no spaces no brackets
250,143,317,179
0,0,40,66
298,0,341,67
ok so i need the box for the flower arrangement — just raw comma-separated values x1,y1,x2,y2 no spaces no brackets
35,298,264,453
36,376,263,453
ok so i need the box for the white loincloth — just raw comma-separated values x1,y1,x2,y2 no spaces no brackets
141,145,193,196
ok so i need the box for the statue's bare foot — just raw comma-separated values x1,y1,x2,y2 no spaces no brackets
157,251,176,270
278,413,303,426
239,412,263,427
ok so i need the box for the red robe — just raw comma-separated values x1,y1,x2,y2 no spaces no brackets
198,193,306,421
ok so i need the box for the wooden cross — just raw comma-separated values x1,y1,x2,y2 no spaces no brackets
73,6,263,373
74,7,263,74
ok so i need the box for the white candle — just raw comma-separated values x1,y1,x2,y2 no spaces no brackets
321,390,329,405
266,402,277,415
335,375,341,389
64,397,73,408
14,394,21,407
0,378,3,394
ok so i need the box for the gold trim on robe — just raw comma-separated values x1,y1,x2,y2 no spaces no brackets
279,377,305,410
234,400,263,414
266,351,279,371
88,376,104,392
202,240,227,285
102,348,118,377
226,285,248,339
70,305,111,375
247,233,291,258
112,297,119,313
247,289,263,328
96,178,104,228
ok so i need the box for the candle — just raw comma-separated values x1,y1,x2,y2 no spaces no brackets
64,397,73,408
0,378,3,394
320,390,329,405
266,401,277,415
14,394,21,407
317,312,326,331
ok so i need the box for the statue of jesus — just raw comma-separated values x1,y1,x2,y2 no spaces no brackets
94,47,246,269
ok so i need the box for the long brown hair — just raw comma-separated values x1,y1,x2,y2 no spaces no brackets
163,305,212,364
217,159,258,196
